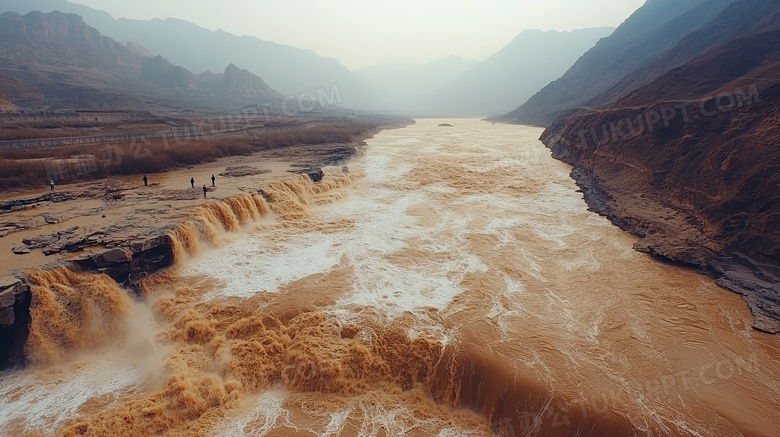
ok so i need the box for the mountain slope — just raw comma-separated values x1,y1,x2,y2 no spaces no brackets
0,92,15,111
0,0,366,105
198,64,280,101
592,0,780,107
501,0,737,125
0,70,46,107
0,10,153,109
0,11,283,111
421,28,614,116
540,0,780,333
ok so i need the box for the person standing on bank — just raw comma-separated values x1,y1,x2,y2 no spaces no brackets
50,179,55,191
190,177,195,188
143,175,148,186
203,184,207,198
211,174,216,187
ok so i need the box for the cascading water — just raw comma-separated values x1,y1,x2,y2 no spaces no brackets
168,193,273,261
1,120,779,437
24,268,132,366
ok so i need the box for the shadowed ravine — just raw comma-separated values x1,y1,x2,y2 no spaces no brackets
0,120,778,436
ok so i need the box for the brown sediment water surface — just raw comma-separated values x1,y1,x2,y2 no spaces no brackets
1,120,779,436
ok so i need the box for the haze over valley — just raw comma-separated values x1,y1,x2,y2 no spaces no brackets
0,0,619,115
1,1,779,436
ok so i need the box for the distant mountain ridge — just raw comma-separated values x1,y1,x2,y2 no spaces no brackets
0,10,283,111
0,0,613,115
419,28,614,116
501,0,738,125
352,28,613,116
213,64,280,100
0,0,366,106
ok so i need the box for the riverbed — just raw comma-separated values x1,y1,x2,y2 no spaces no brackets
1,119,778,436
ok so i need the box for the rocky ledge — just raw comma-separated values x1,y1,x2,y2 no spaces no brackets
0,275,30,369
219,166,272,178
0,192,76,212
0,136,380,370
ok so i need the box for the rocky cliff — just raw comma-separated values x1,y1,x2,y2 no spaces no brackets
0,275,30,368
500,0,737,125
0,10,283,111
539,7,780,332
198,64,284,102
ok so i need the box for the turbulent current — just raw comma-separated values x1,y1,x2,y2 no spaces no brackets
1,120,779,436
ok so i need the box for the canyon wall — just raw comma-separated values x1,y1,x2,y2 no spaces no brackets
528,1,780,333
541,83,780,333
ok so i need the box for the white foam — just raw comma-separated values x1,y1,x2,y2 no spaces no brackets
319,407,353,437
0,301,164,434
438,428,484,437
0,358,145,433
221,388,289,437
184,230,343,298
182,140,488,322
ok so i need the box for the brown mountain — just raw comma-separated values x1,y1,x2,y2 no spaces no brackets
0,10,282,111
540,0,780,333
0,92,15,111
141,55,199,90
198,64,282,101
608,0,780,108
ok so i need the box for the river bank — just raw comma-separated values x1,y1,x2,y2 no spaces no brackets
539,90,780,334
0,135,375,369
2,120,779,437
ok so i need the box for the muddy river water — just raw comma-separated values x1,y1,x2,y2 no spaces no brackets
1,119,779,436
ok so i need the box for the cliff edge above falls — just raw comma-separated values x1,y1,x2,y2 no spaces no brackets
0,136,376,370
540,81,780,333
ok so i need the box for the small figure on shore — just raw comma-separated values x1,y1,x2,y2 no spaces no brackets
203,184,207,198
143,175,148,186
190,177,195,188
50,179,54,191
211,174,216,187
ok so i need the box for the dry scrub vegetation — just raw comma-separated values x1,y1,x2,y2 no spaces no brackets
0,123,372,190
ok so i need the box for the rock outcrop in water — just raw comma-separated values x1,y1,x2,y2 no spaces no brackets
534,0,780,332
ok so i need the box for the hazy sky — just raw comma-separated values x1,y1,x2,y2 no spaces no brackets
71,0,645,70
